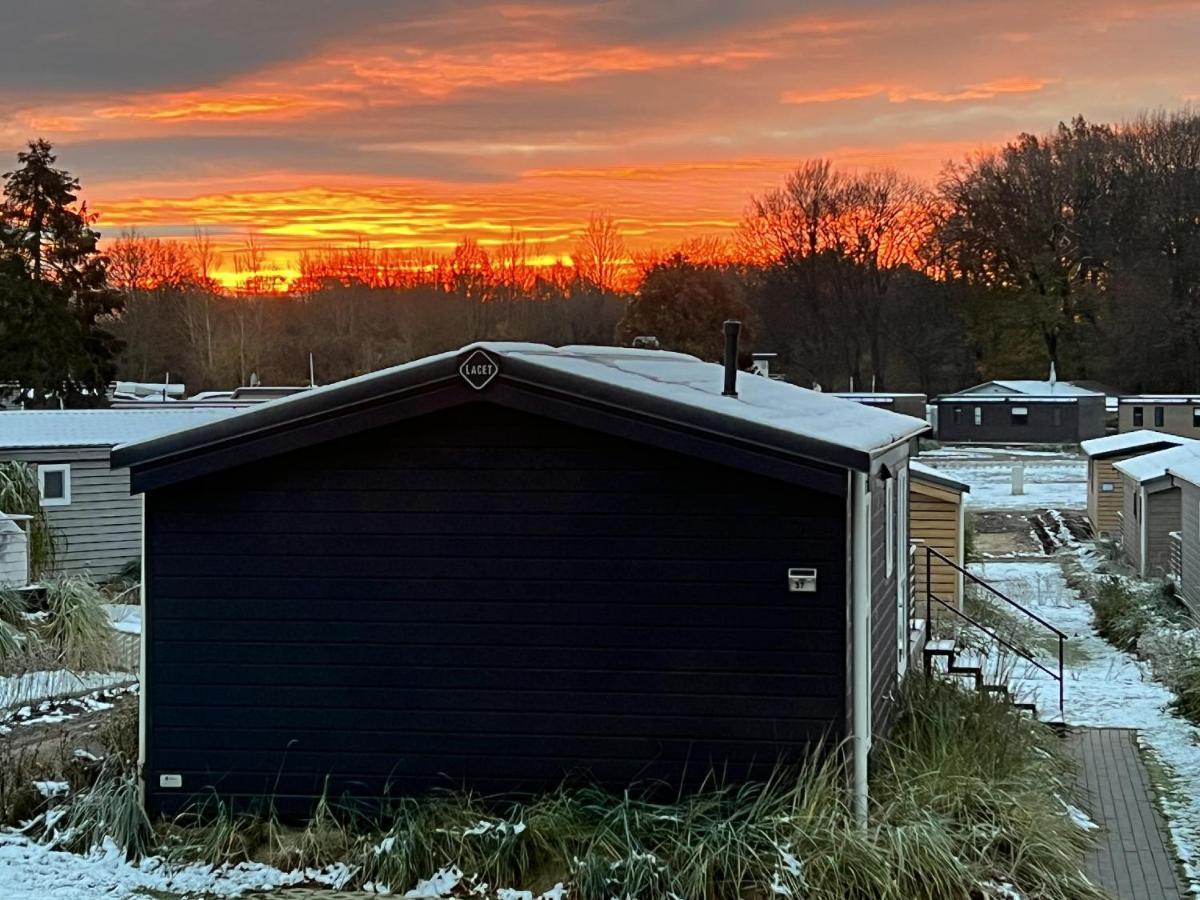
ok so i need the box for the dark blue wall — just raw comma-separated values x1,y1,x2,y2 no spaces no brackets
142,402,848,814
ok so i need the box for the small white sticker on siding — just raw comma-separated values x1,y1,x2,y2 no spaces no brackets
159,774,182,788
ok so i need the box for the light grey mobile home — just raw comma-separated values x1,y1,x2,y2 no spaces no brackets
1113,444,1197,579
0,409,233,578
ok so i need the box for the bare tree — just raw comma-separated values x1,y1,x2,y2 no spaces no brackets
573,211,627,293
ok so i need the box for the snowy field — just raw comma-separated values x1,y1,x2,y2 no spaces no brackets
972,559,1200,893
916,445,1087,511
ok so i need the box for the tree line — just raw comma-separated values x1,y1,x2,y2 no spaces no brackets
4,108,1200,404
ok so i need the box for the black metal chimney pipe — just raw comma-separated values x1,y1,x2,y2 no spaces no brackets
722,320,741,398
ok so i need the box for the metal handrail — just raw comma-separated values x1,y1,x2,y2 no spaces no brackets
922,545,1065,714
925,545,1067,639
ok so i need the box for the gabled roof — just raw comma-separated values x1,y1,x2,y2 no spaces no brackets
944,380,1101,398
1081,430,1195,460
909,460,969,493
0,408,236,451
1114,443,1200,484
113,343,929,492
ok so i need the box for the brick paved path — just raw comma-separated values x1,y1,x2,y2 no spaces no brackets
1067,727,1189,900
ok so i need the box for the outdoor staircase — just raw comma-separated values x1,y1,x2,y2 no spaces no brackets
911,545,1066,720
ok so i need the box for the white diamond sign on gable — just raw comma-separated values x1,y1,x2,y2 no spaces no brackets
459,349,499,390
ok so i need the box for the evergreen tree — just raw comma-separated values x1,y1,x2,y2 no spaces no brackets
0,139,122,407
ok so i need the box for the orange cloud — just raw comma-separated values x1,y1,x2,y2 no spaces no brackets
96,92,343,121
783,77,1052,105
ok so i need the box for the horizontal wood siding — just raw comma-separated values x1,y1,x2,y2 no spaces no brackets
910,484,961,605
1089,458,1125,536
1179,481,1200,612
1146,488,1182,579
936,396,1105,443
144,403,848,812
869,469,900,744
1118,403,1200,437
0,447,139,578
1120,475,1141,572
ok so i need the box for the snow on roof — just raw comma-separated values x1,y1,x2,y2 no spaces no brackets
909,459,969,492
1119,395,1200,403
502,344,929,454
116,343,929,461
1114,443,1200,484
954,380,1101,397
0,408,237,450
1080,430,1195,458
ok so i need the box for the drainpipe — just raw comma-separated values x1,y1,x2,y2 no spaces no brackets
850,470,872,824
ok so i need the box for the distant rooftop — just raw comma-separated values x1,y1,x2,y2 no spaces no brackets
0,408,237,450
1081,430,1195,459
946,379,1102,398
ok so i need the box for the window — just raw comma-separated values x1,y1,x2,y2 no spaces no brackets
1155,406,1165,428
1133,406,1144,427
1101,481,1115,492
38,464,70,507
1193,407,1200,429
1052,407,1063,427
973,406,982,426
1011,406,1029,425
953,406,963,425
885,475,895,578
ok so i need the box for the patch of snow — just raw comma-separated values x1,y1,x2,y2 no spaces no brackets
0,833,354,900
31,781,68,800
917,455,1085,511
1059,797,1099,832
103,605,141,636
403,866,464,898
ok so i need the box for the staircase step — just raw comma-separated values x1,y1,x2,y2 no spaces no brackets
1013,702,1038,716
980,683,1010,696
947,665,984,687
924,639,956,655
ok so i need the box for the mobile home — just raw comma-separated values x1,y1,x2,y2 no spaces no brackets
0,409,233,577
1166,455,1200,609
1081,431,1194,538
935,380,1105,444
1113,444,1197,578
114,342,929,815
1118,396,1200,438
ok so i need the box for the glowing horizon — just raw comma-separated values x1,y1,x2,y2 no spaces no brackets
4,0,1198,287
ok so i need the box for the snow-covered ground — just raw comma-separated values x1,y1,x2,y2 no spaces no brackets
916,445,1086,511
971,559,1200,892
0,834,355,900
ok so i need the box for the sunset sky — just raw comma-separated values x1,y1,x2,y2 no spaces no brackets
4,0,1199,284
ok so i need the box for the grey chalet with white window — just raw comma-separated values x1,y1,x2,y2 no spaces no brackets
0,409,234,576
112,341,929,818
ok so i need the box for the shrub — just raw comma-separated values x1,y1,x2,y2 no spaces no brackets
40,576,114,670
0,461,57,579
77,676,1101,899
44,763,153,859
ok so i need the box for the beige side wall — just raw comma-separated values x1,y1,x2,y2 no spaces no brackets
1088,457,1125,536
1119,403,1200,437
910,480,962,606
